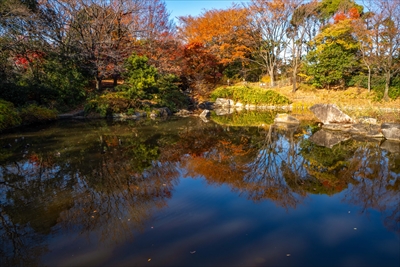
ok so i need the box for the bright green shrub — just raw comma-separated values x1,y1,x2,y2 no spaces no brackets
117,54,158,99
0,99,21,131
210,86,291,105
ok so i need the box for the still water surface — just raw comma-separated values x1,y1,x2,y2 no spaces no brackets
0,116,399,266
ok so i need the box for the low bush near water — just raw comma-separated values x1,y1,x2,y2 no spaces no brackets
0,100,21,131
19,105,57,124
210,86,291,105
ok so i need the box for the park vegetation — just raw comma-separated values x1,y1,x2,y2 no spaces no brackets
0,0,399,130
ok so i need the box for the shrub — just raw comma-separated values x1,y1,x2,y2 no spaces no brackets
19,105,57,124
348,74,400,100
210,85,291,105
85,92,136,116
0,100,21,131
155,75,189,112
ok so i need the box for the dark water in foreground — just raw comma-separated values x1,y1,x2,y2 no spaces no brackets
0,116,399,266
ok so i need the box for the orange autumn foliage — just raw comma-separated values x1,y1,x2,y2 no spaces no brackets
333,7,360,23
178,6,254,66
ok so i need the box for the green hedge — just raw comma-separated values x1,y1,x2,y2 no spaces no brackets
210,86,291,105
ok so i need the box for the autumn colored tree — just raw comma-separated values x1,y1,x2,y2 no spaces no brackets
303,3,361,89
368,0,400,101
178,6,254,68
248,0,295,87
181,42,221,97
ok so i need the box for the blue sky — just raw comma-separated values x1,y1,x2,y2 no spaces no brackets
165,0,249,21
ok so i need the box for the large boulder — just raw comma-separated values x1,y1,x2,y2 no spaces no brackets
381,123,400,141
214,98,234,107
310,104,355,124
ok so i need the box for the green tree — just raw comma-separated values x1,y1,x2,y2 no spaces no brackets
118,54,158,99
304,18,359,88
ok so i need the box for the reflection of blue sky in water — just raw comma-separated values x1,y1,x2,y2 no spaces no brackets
44,177,398,266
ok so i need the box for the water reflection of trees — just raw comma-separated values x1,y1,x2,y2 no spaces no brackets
168,123,399,231
1,119,399,265
0,122,182,265
342,143,400,233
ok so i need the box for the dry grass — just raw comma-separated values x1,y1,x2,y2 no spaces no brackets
271,85,400,123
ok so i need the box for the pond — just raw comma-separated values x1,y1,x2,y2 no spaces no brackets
0,114,399,266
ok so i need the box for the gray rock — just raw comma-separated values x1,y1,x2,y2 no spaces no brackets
309,129,351,148
381,123,400,141
174,109,192,117
215,98,234,107
274,113,299,124
157,107,172,117
322,123,353,131
200,109,211,118
358,116,377,124
310,104,355,124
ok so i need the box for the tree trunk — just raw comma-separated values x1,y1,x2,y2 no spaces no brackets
95,76,102,91
383,70,390,101
269,68,274,87
292,66,297,93
367,66,371,93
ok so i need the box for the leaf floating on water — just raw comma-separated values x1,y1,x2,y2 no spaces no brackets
190,251,196,254
354,228,357,230
148,258,151,262
286,254,291,257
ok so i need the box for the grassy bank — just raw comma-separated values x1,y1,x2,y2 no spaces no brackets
220,83,400,123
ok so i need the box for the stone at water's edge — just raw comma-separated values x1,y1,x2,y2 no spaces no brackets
274,113,299,124
200,109,211,118
214,98,234,107
310,104,355,124
381,123,400,141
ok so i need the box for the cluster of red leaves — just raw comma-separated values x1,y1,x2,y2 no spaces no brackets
333,7,360,23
